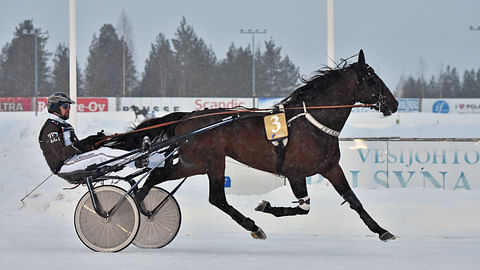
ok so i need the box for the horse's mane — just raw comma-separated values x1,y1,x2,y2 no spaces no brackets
280,58,358,105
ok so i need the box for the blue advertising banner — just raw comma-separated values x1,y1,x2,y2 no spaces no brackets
422,99,480,114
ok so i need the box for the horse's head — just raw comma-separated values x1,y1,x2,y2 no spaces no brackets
353,50,398,116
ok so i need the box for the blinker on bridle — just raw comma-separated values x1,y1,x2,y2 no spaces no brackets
356,65,387,111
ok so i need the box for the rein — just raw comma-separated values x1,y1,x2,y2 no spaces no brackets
137,103,375,130
96,103,377,146
285,103,377,111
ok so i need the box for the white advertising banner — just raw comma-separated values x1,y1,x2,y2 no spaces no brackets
226,139,480,193
306,140,480,190
119,97,252,114
422,98,480,114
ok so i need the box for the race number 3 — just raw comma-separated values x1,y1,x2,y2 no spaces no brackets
264,113,288,141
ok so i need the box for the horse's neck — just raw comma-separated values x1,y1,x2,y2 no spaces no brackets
296,74,357,133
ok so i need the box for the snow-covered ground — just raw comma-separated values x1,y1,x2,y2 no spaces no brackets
1,111,479,270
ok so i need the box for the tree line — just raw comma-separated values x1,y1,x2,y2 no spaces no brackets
397,66,480,98
0,17,300,98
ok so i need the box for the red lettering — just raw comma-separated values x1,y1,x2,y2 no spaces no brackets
194,99,203,110
77,98,108,112
0,97,32,111
193,98,246,110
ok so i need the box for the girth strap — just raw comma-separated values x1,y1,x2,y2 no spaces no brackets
271,104,288,175
274,142,286,175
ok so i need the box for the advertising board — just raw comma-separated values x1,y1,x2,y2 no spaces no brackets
120,97,252,114
306,139,480,190
36,97,111,112
422,98,480,114
0,97,33,111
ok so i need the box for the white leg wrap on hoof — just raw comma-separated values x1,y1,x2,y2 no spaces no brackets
297,196,310,211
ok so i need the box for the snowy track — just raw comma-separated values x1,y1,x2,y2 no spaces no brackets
1,112,480,269
2,211,478,270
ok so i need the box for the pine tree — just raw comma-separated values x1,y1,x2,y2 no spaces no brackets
277,55,300,96
475,69,480,98
461,69,476,98
0,46,7,96
139,33,177,96
426,76,439,98
255,39,299,97
0,19,50,97
217,43,252,97
85,24,136,96
172,17,217,96
398,73,433,98
256,39,281,97
51,43,83,95
52,44,69,93
437,66,460,98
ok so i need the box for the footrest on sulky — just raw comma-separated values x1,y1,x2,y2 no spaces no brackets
57,170,96,184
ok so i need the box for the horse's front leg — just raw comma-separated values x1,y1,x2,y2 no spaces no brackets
255,176,310,217
323,163,395,241
207,162,266,239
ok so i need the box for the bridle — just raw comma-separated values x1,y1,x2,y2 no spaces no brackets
355,65,388,112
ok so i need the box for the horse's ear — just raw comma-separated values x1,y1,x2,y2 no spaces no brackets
358,49,365,65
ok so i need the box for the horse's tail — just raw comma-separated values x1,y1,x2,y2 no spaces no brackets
104,111,189,151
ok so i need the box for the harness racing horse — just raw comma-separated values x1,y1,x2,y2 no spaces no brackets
113,50,398,241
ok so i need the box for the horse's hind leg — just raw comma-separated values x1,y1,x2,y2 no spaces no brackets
255,176,310,217
206,161,266,239
323,163,395,241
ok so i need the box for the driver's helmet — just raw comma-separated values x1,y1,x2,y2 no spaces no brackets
47,92,75,114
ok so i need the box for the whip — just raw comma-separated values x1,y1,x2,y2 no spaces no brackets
19,173,53,209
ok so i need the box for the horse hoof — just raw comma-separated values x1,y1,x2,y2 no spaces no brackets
251,228,267,240
255,200,271,212
379,231,396,242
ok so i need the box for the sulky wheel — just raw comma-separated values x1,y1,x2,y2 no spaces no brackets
74,185,140,252
133,187,182,248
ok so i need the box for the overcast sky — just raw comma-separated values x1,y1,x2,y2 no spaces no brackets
1,0,479,93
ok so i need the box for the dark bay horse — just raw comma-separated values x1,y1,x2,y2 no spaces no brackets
112,50,398,241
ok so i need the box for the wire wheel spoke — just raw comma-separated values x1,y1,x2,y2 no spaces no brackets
74,185,140,252
133,187,182,248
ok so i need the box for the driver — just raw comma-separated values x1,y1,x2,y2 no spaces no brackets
38,92,146,176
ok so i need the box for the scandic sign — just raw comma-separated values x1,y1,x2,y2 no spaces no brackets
120,97,251,113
